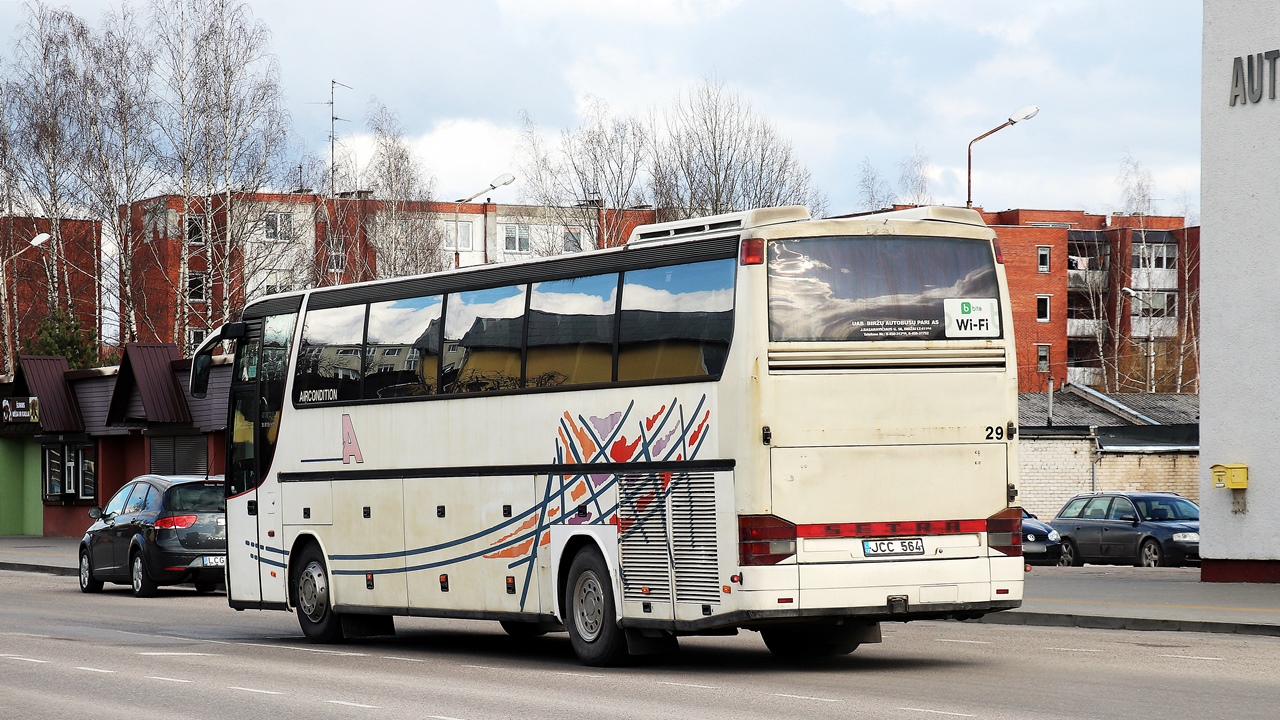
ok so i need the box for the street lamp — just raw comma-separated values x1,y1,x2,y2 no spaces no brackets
966,105,1039,209
2,233,51,372
453,173,515,267
1121,286,1156,393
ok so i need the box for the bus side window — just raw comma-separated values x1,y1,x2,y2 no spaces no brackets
365,295,443,399
294,305,366,404
442,285,527,394
618,259,735,381
526,273,617,387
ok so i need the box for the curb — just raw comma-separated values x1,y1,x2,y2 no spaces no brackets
979,610,1280,637
0,562,79,577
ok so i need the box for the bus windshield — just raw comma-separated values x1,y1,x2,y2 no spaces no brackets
767,235,1001,342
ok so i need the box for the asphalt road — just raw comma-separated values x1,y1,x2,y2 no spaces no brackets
3,569,1280,720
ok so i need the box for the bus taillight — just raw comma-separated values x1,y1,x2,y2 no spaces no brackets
986,507,1022,556
740,238,765,265
992,236,1005,264
739,514,797,565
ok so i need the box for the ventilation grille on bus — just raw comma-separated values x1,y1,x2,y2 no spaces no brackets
767,346,1007,373
618,472,721,605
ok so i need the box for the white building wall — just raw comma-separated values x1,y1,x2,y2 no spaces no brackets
1201,1,1280,563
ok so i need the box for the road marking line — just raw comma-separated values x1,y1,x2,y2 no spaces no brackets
1,656,48,663
74,667,115,673
773,693,841,702
235,642,365,656
1025,597,1280,614
230,686,284,695
1159,654,1224,661
900,708,975,717
1045,647,1102,652
147,676,192,683
327,701,381,709
655,681,719,689
425,715,465,720
2,633,52,638
462,664,500,670
138,652,216,656
934,639,990,644
553,671,605,678
382,656,424,662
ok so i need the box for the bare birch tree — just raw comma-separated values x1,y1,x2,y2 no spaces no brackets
896,143,934,206
649,79,826,220
364,100,445,278
857,156,896,211
71,1,162,345
518,98,648,254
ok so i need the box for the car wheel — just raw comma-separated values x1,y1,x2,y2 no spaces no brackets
131,552,157,598
564,547,627,667
1058,540,1081,567
761,624,861,660
194,582,219,593
294,545,344,643
1138,539,1163,568
78,551,103,593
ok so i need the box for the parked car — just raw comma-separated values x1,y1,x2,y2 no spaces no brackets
1050,492,1200,568
1021,508,1062,565
79,474,226,597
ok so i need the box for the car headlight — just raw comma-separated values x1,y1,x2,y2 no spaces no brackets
1172,532,1199,543
1048,529,1060,542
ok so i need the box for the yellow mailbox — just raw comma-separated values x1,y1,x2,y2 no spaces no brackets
1211,463,1248,489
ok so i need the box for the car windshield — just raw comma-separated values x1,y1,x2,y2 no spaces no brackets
1133,496,1199,522
168,483,225,513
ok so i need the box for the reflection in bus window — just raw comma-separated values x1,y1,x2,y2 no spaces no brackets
366,295,443,398
260,313,296,473
618,259,735,381
294,305,366,403
767,236,1000,342
442,285,527,394
526,273,617,387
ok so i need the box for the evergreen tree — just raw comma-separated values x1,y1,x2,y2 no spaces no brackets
22,307,99,369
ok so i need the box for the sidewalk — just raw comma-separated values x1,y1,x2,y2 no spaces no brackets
3,535,1279,637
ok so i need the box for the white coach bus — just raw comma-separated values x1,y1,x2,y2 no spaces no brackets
190,205,1023,666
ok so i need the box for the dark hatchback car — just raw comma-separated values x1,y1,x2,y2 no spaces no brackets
79,475,227,597
1050,492,1200,568
1021,509,1062,565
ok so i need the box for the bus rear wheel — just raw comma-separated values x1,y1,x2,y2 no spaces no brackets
294,545,344,643
761,625,860,660
564,547,627,666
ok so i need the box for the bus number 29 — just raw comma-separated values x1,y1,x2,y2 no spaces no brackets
985,425,1005,440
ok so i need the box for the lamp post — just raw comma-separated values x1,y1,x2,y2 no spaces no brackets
1121,286,1156,393
453,173,515,268
966,105,1039,209
2,232,50,372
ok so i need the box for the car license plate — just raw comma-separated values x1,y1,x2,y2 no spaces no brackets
202,555,226,567
863,538,925,557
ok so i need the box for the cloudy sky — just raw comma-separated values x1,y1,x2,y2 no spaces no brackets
2,0,1202,218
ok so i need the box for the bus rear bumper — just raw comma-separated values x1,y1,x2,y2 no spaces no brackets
620,599,1022,633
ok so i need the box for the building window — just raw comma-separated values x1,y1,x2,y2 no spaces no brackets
504,224,531,253
327,235,346,272
189,272,207,303
563,226,583,253
1129,290,1178,318
264,270,290,296
1132,242,1178,270
382,348,401,357
1037,345,1050,373
188,327,207,349
187,214,206,245
43,444,96,501
444,220,472,251
1036,295,1051,322
1037,246,1050,273
265,212,293,242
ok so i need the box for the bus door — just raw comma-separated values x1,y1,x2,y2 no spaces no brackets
219,312,297,608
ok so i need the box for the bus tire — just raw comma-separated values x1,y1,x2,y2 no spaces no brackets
564,547,627,667
294,545,344,643
761,625,859,660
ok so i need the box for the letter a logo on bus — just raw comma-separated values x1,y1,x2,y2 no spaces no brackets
341,414,364,464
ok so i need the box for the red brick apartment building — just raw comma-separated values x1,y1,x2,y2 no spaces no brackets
981,208,1199,393
1,216,102,373
124,191,656,351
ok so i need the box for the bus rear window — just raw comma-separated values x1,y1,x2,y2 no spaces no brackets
768,235,1001,342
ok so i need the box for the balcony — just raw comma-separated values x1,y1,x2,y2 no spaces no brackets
1131,317,1178,339
1067,318,1106,338
1067,269,1108,290
1067,366,1103,387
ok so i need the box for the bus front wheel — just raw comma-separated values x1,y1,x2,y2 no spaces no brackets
294,545,344,643
564,547,627,666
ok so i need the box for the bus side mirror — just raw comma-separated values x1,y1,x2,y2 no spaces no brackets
189,321,246,398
